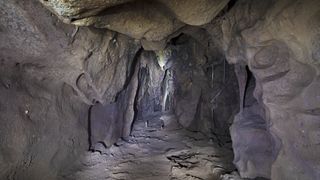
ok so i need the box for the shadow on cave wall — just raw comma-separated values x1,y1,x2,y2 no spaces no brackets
231,65,276,179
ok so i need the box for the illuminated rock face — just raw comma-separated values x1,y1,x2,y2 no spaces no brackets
38,0,229,41
0,1,140,179
0,0,320,179
39,0,228,26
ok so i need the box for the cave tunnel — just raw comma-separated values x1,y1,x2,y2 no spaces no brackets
1,0,320,180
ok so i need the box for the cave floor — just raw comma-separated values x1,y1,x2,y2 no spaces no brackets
68,114,236,180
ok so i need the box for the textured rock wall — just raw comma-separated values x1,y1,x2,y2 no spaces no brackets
38,0,230,42
222,0,320,179
90,49,141,149
170,33,239,140
135,51,165,119
0,64,89,180
2,0,319,179
0,0,140,179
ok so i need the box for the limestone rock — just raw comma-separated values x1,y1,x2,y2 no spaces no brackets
39,0,230,41
1,0,319,179
0,0,140,179
222,0,320,179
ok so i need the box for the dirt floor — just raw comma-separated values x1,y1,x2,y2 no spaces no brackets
66,114,239,180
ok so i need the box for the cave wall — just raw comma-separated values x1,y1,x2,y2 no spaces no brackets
0,62,89,180
222,0,320,179
170,33,239,140
135,51,165,120
0,0,140,179
1,0,319,179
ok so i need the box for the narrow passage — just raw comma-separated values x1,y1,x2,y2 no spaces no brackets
70,114,236,180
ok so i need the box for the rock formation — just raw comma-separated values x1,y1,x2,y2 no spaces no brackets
222,0,320,179
0,0,319,179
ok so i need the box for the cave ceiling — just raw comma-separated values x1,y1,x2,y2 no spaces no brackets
39,0,230,42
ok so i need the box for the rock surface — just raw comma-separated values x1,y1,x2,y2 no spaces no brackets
171,33,239,139
68,114,236,180
0,0,140,179
39,0,229,42
222,0,320,179
1,0,320,179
